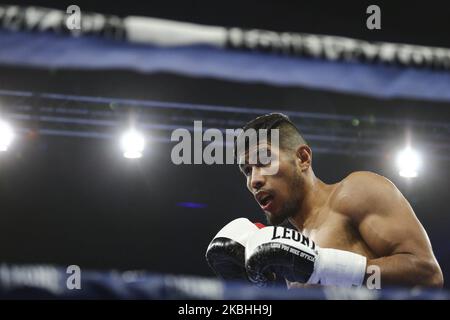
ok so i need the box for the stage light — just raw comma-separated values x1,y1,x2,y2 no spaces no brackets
0,120,14,152
396,147,421,178
120,129,145,159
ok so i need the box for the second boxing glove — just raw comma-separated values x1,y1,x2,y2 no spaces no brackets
205,218,264,280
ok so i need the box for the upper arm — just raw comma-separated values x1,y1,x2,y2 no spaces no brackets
335,172,435,259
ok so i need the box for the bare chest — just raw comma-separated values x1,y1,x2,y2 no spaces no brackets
301,214,376,258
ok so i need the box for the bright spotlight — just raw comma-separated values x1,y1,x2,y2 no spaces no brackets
396,147,421,178
120,129,146,159
0,120,14,152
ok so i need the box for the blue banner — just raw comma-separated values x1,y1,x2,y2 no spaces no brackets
1,30,450,102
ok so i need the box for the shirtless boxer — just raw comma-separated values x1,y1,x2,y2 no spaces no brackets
206,113,443,288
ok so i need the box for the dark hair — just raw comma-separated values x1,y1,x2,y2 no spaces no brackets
235,113,307,159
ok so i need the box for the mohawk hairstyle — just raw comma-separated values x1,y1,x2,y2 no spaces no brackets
242,113,297,132
235,113,307,160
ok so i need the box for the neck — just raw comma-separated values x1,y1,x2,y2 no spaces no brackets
289,171,332,231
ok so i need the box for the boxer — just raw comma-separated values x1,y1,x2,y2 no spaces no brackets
206,113,443,288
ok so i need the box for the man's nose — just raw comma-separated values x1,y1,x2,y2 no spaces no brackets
251,167,265,191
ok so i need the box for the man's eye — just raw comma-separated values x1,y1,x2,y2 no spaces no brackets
256,158,272,168
243,166,252,176
256,162,268,168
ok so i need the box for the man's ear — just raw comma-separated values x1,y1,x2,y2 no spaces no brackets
295,145,312,171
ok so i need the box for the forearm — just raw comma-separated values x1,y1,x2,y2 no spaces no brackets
365,253,443,288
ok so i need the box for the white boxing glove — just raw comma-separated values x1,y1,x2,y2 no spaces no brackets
245,226,367,287
205,218,264,281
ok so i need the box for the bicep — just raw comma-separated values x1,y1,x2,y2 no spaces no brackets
357,187,433,259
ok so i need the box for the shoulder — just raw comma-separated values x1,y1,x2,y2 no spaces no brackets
329,171,403,219
341,171,396,191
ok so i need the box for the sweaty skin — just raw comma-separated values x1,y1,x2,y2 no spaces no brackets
239,142,443,288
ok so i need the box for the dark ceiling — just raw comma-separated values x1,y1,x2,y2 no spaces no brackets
5,0,450,48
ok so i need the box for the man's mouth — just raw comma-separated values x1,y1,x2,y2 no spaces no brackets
255,191,274,210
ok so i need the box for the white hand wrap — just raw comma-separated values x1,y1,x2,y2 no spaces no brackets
307,247,367,287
